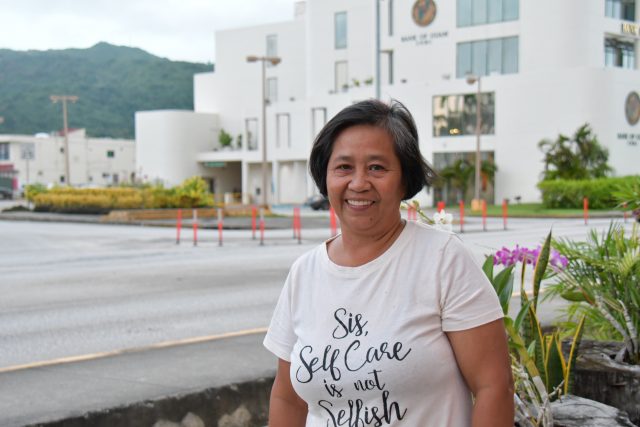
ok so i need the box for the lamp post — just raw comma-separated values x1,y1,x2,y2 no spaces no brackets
246,55,281,208
50,95,79,186
465,75,482,211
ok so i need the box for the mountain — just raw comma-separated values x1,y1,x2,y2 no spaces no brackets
0,42,212,139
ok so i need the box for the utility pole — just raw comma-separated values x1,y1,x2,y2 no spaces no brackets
375,0,381,100
50,95,78,186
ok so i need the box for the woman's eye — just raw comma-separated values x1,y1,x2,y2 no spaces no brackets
337,164,351,171
369,164,385,171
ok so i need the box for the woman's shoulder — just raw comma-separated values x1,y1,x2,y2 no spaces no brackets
405,220,457,251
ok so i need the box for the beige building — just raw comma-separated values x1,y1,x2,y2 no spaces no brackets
0,129,136,192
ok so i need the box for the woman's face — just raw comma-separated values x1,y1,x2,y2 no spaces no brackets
326,124,405,237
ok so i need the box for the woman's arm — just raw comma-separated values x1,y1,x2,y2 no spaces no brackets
269,358,308,427
446,318,514,427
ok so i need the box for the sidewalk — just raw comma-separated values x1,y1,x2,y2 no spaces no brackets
0,332,275,427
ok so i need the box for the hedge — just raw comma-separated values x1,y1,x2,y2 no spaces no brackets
28,177,215,214
538,176,640,209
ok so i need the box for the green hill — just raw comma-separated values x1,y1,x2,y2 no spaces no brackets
0,42,212,139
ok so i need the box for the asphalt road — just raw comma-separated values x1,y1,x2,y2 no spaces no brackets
0,216,635,371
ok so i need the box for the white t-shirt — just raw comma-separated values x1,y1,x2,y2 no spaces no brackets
264,220,503,427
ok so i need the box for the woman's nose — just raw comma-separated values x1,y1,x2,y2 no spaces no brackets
348,169,370,191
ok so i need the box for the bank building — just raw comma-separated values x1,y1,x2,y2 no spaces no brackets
135,0,639,207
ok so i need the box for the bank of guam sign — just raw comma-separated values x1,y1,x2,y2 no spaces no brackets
626,92,640,126
412,0,437,27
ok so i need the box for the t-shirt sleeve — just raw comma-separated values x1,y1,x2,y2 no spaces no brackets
263,272,296,361
437,234,504,332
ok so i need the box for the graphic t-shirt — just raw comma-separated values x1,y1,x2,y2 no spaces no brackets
264,221,503,426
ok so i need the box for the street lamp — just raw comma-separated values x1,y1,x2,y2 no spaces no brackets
466,74,482,211
247,55,281,208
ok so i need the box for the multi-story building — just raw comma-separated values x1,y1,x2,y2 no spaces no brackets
136,0,639,206
0,129,136,192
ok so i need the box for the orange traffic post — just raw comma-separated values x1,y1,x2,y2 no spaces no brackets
502,199,508,231
437,201,445,213
217,208,224,247
259,208,265,246
296,207,302,244
293,207,298,239
192,209,198,246
330,206,338,237
583,197,589,225
459,200,465,233
251,205,257,240
623,202,628,223
176,208,182,245
482,200,487,232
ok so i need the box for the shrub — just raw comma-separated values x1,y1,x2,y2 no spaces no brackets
538,176,639,209
30,177,214,213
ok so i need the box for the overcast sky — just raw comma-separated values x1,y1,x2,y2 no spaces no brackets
0,0,299,63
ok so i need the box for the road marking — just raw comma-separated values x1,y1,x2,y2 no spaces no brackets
0,326,268,375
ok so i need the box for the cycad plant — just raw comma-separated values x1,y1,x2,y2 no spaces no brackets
548,222,639,364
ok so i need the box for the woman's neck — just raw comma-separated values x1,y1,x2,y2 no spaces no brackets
328,218,406,267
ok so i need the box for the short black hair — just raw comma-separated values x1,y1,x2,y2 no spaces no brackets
309,99,436,200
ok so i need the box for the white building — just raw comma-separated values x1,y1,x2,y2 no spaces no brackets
136,0,640,206
0,129,136,191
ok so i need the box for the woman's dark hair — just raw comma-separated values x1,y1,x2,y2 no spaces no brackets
309,99,436,200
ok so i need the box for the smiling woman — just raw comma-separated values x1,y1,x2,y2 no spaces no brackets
264,99,514,427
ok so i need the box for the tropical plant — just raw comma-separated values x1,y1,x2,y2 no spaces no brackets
438,159,473,202
480,159,497,192
484,233,585,426
614,176,640,222
218,129,233,147
547,222,640,364
538,124,611,181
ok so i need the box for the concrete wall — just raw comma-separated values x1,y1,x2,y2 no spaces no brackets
135,111,219,187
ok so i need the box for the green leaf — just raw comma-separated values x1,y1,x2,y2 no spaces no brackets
482,256,495,283
545,333,566,397
560,290,588,302
532,231,552,311
564,315,586,395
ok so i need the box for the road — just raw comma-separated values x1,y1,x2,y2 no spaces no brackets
0,216,635,371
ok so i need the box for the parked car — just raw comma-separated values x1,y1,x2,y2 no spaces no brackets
305,194,330,211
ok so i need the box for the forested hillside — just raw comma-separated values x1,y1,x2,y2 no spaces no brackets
0,42,212,138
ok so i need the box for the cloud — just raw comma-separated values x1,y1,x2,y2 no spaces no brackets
0,0,297,62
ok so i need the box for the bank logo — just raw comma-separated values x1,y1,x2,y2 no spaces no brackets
626,91,640,126
412,0,437,27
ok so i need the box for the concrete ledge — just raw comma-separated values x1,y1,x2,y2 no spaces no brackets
1,333,277,427
29,377,275,427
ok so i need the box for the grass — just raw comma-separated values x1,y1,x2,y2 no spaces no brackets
420,203,628,218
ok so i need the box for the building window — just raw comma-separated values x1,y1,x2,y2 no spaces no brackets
246,118,259,151
266,34,278,67
276,113,291,148
266,77,278,103
457,0,519,27
432,93,495,137
59,175,65,183
0,143,9,160
381,50,394,85
311,107,327,139
605,38,636,68
606,0,636,21
107,150,115,158
335,61,349,92
457,36,518,78
335,11,347,49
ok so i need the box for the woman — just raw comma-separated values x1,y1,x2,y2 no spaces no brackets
264,99,514,426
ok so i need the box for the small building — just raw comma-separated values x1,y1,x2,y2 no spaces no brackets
0,129,136,192
136,0,640,206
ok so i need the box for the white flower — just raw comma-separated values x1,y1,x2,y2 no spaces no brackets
432,209,453,232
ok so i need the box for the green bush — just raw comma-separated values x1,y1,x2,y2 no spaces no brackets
538,176,640,209
30,177,214,213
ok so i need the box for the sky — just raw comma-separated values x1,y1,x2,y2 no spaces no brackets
0,0,299,63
